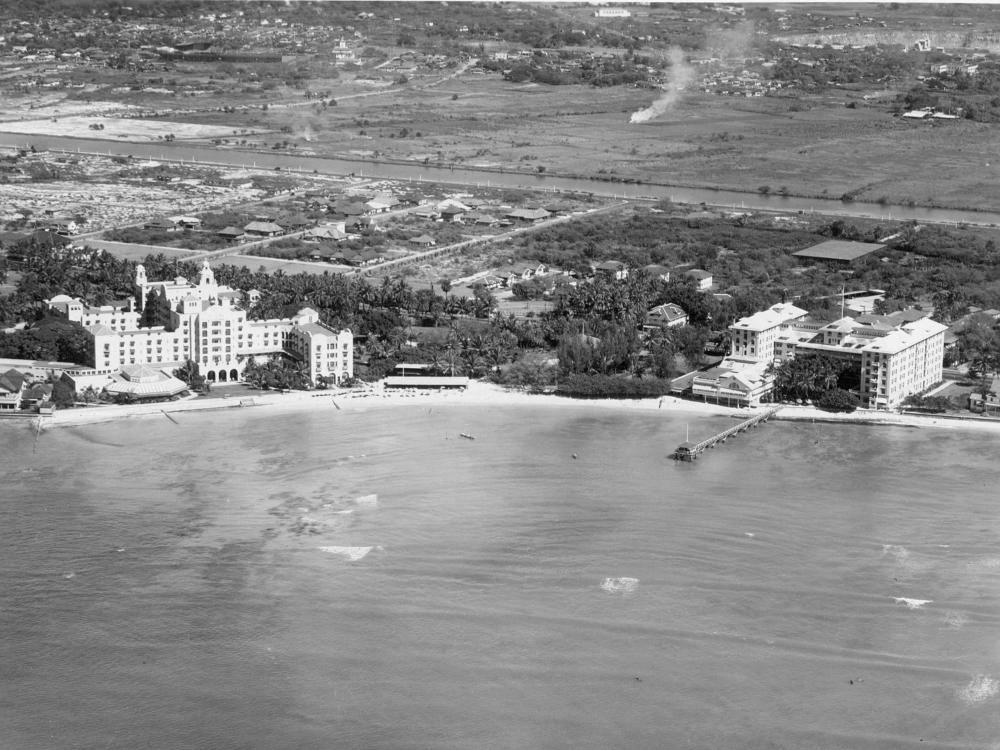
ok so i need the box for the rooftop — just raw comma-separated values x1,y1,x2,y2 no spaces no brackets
792,240,884,262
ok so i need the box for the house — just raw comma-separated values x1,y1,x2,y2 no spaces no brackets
439,206,465,223
969,375,1000,413
594,260,628,280
410,234,437,247
144,217,179,232
413,207,442,221
243,221,284,237
685,268,713,290
645,303,688,329
364,197,396,214
48,218,79,235
0,368,27,410
480,275,505,290
336,250,385,267
280,216,314,231
217,226,245,241
495,261,547,286
466,212,500,226
21,382,53,408
171,216,201,229
303,226,347,243
642,264,671,282
505,207,551,222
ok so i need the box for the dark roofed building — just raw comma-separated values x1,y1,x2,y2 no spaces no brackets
792,240,884,264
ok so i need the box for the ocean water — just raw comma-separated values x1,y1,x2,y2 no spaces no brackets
2,404,1000,749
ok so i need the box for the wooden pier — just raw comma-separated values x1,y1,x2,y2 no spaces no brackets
672,407,781,461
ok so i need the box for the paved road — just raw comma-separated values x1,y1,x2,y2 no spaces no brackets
351,202,629,277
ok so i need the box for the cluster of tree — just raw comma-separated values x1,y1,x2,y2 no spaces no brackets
555,373,673,400
901,393,954,413
241,356,311,391
767,353,857,403
0,316,93,363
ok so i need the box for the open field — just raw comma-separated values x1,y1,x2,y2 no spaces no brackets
182,74,1000,213
0,116,263,142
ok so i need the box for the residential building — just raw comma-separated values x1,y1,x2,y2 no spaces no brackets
685,268,713,290
46,261,353,386
644,303,688,329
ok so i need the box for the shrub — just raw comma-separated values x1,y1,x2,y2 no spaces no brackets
556,374,673,399
816,388,860,412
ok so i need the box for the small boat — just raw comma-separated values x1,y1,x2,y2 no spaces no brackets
459,432,475,440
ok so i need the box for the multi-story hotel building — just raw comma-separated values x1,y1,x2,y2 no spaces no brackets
693,303,945,408
46,261,353,385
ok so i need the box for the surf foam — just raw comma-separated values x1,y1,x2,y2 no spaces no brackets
318,546,374,561
601,577,639,594
894,597,932,609
354,494,378,506
958,675,999,705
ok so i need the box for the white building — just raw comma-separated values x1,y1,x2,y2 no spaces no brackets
46,261,353,386
594,7,631,17
697,303,946,408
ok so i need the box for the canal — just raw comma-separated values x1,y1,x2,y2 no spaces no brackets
3,131,1000,227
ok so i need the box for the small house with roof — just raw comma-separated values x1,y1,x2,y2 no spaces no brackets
0,368,26,410
645,303,688,329
505,207,551,222
411,234,437,247
594,260,628,280
144,217,179,232
217,226,245,241
303,226,348,243
642,264,671,282
439,206,466,223
685,268,713,290
243,221,284,237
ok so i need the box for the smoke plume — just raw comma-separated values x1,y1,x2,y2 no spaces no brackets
629,48,695,124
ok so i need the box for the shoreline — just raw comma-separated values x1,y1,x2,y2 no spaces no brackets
22,381,1000,435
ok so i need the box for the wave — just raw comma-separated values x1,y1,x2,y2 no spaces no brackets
957,674,999,705
894,597,932,609
882,544,910,561
601,577,639,594
943,610,968,630
318,545,374,561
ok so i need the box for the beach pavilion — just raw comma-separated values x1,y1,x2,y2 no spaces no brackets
103,364,189,401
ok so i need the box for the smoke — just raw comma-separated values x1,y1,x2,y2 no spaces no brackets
629,48,695,124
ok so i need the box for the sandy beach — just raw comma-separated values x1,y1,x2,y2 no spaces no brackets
25,380,1000,435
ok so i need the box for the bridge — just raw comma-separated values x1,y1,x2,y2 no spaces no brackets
672,407,781,461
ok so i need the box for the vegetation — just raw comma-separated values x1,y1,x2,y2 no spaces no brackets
556,374,673,400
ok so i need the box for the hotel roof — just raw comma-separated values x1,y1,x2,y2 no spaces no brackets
731,303,808,332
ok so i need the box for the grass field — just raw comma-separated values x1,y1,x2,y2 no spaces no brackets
253,75,1000,213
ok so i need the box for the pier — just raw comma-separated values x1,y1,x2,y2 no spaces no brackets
672,407,781,461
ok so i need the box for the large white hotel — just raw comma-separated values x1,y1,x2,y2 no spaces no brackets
47,261,353,385
693,302,946,408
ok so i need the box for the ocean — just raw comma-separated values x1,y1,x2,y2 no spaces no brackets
2,403,999,749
